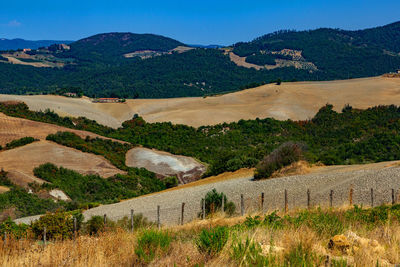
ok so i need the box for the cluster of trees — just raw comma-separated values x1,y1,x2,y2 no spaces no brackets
33,163,165,205
46,132,132,170
2,137,38,150
2,101,400,178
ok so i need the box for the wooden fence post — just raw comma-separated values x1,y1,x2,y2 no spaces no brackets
131,209,134,232
371,188,374,207
349,187,353,206
329,190,333,208
181,203,185,225
261,192,265,212
157,205,160,229
284,189,288,213
221,195,224,214
103,214,107,226
3,232,6,245
392,189,395,205
241,194,244,216
202,198,206,219
307,189,311,209
43,227,47,246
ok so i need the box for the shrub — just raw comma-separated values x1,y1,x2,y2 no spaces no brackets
135,229,172,264
284,242,324,266
31,210,81,240
0,218,29,239
201,189,236,217
231,237,276,266
5,137,38,150
254,142,306,179
86,216,105,235
115,213,153,230
197,226,229,257
164,176,178,188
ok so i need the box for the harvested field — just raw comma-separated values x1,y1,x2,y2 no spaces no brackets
0,141,125,188
16,160,400,225
125,147,206,184
0,112,123,146
1,76,400,127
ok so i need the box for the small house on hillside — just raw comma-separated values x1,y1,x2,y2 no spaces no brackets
64,92,77,97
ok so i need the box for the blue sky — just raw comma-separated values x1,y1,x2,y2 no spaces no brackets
1,0,399,45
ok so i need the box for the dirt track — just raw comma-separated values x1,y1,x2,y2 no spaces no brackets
15,161,400,225
1,76,400,128
0,141,125,188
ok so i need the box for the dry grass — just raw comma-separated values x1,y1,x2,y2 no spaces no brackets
2,205,400,266
270,160,313,178
2,76,400,128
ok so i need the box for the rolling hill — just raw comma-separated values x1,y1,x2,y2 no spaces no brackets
0,38,72,51
0,22,399,98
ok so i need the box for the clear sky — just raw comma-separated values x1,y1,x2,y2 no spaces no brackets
1,0,399,45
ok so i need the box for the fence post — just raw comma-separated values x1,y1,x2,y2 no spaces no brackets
349,187,353,206
307,189,311,209
241,194,244,216
329,190,333,208
3,232,6,245
43,227,47,246
221,195,224,214
181,203,185,225
73,217,77,239
202,198,206,219
284,189,288,213
261,192,265,212
371,188,374,207
392,189,395,205
157,205,160,229
131,209,134,232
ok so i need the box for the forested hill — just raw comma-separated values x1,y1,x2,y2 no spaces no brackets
0,22,399,98
60,32,184,64
233,21,400,79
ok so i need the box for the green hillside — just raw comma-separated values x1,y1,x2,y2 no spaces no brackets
0,22,399,98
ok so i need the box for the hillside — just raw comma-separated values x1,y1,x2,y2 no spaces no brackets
59,32,184,64
233,21,400,78
0,22,399,98
1,76,399,127
0,38,72,51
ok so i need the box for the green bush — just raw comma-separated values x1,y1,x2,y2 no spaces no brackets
284,242,324,266
31,210,81,240
254,142,305,179
86,216,105,235
202,189,236,216
0,218,29,239
5,137,38,150
231,237,276,266
115,213,153,230
164,176,178,188
134,229,172,264
197,226,229,257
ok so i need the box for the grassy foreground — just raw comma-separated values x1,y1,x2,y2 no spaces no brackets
1,204,400,266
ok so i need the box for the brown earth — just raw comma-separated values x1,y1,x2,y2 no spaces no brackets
0,140,125,189
125,147,206,184
1,76,400,128
0,112,124,146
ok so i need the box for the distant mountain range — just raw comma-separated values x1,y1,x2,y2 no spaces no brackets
0,38,73,51
0,21,399,99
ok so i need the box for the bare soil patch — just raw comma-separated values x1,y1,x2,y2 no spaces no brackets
0,141,125,189
125,147,206,184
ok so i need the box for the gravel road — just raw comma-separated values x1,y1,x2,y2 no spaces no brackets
15,162,400,225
